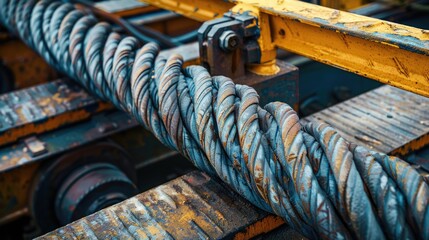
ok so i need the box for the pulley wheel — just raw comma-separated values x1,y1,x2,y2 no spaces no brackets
30,142,137,233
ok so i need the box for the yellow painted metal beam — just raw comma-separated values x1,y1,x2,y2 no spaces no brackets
231,0,429,97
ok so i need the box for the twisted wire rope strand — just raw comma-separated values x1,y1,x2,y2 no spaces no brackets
1,1,428,239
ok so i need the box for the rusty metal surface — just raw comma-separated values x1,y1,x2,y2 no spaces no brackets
0,79,111,146
0,111,136,173
303,85,429,156
37,171,285,240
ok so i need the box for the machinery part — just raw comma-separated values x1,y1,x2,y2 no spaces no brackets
198,13,261,78
55,163,137,226
2,1,428,239
38,171,287,240
24,136,48,157
0,110,137,173
0,110,178,225
30,142,137,232
219,30,239,52
242,0,429,95
141,0,429,97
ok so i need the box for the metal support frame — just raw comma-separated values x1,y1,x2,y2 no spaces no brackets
140,0,429,97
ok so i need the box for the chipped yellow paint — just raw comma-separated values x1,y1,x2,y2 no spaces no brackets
231,0,429,42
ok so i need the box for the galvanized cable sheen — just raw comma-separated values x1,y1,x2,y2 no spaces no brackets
1,1,428,239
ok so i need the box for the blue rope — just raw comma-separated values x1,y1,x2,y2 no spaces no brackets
1,0,428,239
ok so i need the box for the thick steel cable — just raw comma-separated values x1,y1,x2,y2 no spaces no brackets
1,1,428,239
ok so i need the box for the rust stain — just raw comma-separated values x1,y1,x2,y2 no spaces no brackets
0,80,114,145
391,133,429,157
233,215,284,240
0,102,112,145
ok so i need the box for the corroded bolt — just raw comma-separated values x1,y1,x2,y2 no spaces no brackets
220,30,239,52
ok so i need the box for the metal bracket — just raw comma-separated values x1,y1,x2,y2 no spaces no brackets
198,12,261,78
24,136,48,157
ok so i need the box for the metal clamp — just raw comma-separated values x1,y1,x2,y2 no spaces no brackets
198,12,261,78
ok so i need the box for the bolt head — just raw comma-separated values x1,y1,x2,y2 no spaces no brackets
227,35,238,48
220,30,239,52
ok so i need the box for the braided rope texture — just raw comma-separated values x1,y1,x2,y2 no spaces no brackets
1,1,428,239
